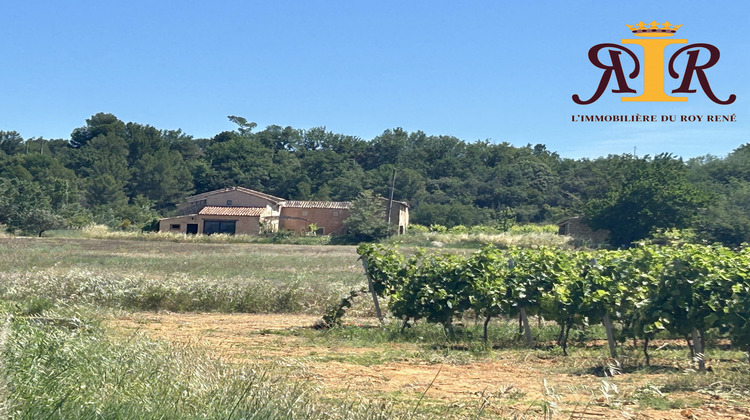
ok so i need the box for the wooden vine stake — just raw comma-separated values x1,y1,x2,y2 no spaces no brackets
507,258,533,347
692,328,706,372
519,307,534,348
602,312,619,360
360,256,385,327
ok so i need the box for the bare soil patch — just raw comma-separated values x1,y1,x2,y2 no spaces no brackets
111,313,750,419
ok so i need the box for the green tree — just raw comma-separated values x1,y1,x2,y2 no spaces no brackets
0,131,25,155
77,133,130,208
585,154,708,247
17,208,66,236
328,167,366,201
129,150,187,207
70,112,126,148
343,191,389,242
57,203,93,229
255,124,301,151
227,115,257,136
362,128,408,169
412,202,495,228
313,183,332,201
203,133,274,191
118,195,160,230
695,180,750,246
0,178,66,236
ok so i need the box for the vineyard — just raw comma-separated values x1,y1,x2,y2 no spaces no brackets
358,243,750,369
3,238,750,417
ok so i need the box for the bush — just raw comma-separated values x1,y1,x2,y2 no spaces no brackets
271,229,295,243
448,225,468,234
429,224,447,233
141,218,160,232
407,224,429,233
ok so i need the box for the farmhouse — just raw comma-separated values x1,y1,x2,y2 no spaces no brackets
159,187,409,236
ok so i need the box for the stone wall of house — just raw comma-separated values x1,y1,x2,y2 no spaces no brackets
390,204,409,234
279,207,350,235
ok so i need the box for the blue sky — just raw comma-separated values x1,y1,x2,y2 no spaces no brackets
0,1,746,159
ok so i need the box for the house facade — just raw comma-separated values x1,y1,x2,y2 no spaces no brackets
387,199,410,235
278,201,351,235
159,205,274,235
159,187,409,236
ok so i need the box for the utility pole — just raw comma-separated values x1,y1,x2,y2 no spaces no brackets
386,167,396,230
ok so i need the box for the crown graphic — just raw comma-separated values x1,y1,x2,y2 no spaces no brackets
626,21,682,37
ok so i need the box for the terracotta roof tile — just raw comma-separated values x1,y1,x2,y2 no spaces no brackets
198,206,267,217
280,201,352,209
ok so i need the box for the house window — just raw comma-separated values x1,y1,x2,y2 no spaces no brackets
226,200,233,206
301,210,308,216
170,224,180,230
332,211,339,217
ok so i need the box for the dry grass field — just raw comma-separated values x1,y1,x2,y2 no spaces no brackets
2,237,750,419
111,312,750,419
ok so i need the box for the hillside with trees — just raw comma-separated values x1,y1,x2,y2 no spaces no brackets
1,113,748,246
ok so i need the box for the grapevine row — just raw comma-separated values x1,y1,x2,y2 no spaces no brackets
357,243,750,366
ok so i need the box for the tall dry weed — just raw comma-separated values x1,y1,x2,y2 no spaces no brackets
0,267,347,314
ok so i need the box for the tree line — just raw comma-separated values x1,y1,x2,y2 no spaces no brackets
1,112,748,246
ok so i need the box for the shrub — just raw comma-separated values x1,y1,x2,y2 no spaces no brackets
448,225,469,234
407,224,429,233
429,224,447,233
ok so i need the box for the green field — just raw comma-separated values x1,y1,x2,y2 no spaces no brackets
1,237,749,419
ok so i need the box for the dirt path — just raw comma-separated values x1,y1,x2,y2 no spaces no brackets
111,313,750,419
